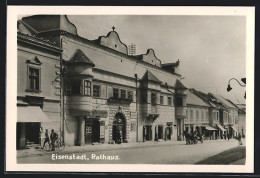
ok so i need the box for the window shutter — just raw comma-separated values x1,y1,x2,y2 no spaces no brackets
107,86,113,98
133,91,136,102
147,91,151,103
100,84,106,98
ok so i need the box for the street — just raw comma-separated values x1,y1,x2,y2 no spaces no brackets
17,139,242,164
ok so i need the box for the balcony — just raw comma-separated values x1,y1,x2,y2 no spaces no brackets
176,107,186,119
150,104,160,115
107,97,133,104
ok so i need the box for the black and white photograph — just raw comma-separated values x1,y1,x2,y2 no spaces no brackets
6,6,254,173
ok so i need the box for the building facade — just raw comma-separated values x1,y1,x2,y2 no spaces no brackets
18,15,189,146
17,20,62,149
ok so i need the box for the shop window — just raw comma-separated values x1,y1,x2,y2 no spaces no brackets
128,91,133,100
113,88,119,98
93,84,100,97
121,89,126,99
160,95,164,105
176,97,183,106
71,79,81,94
151,93,156,105
27,67,40,92
84,80,91,95
168,97,172,106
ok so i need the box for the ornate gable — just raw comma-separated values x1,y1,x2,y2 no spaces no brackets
26,56,42,65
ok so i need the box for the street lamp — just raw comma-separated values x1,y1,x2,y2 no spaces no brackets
227,78,246,99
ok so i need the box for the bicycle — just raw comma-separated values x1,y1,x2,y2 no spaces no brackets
53,137,65,151
41,137,65,152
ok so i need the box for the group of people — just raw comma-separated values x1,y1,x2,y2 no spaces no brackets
42,128,59,151
183,130,205,145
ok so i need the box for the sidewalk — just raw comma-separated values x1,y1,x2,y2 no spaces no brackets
17,139,238,158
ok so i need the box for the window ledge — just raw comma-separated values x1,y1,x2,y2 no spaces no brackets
25,89,41,93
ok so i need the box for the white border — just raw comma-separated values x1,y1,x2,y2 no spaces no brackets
6,6,255,173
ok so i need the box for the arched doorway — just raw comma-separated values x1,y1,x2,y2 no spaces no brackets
112,113,126,143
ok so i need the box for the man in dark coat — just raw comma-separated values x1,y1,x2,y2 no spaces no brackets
50,129,58,151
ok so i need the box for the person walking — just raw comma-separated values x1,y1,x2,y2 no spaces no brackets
50,129,58,151
238,133,242,145
118,129,122,144
42,129,50,149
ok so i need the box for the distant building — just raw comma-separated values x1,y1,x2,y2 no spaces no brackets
210,94,239,138
236,104,246,137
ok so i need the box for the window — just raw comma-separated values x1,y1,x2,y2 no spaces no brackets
168,97,172,106
186,109,189,120
93,84,100,97
206,111,209,121
121,89,126,99
28,67,40,91
190,110,193,120
160,95,164,105
84,80,91,95
113,88,119,98
85,126,92,134
151,93,156,104
202,110,204,121
128,91,133,100
196,110,199,120
176,97,183,106
65,80,71,94
131,123,136,131
71,79,81,94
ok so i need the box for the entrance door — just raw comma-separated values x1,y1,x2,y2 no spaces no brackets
112,113,126,143
92,119,100,143
145,126,152,141
158,125,163,139
85,119,92,144
166,126,172,140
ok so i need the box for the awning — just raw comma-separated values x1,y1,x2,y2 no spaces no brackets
17,106,51,122
206,126,217,131
217,124,226,132
231,126,238,132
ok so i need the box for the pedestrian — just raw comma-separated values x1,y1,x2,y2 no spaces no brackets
42,129,50,149
117,129,122,144
50,129,58,151
238,133,242,145
227,133,229,141
224,132,226,140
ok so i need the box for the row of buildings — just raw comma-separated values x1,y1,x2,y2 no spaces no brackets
16,15,246,149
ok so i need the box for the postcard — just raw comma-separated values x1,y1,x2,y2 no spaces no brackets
6,6,254,173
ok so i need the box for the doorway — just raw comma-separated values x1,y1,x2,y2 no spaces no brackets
25,122,40,144
112,113,126,143
158,125,163,139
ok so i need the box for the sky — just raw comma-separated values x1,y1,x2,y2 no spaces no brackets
67,15,246,104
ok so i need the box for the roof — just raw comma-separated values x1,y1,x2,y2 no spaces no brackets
175,79,187,90
68,49,95,67
211,94,238,109
142,70,162,83
161,59,180,67
186,89,210,107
